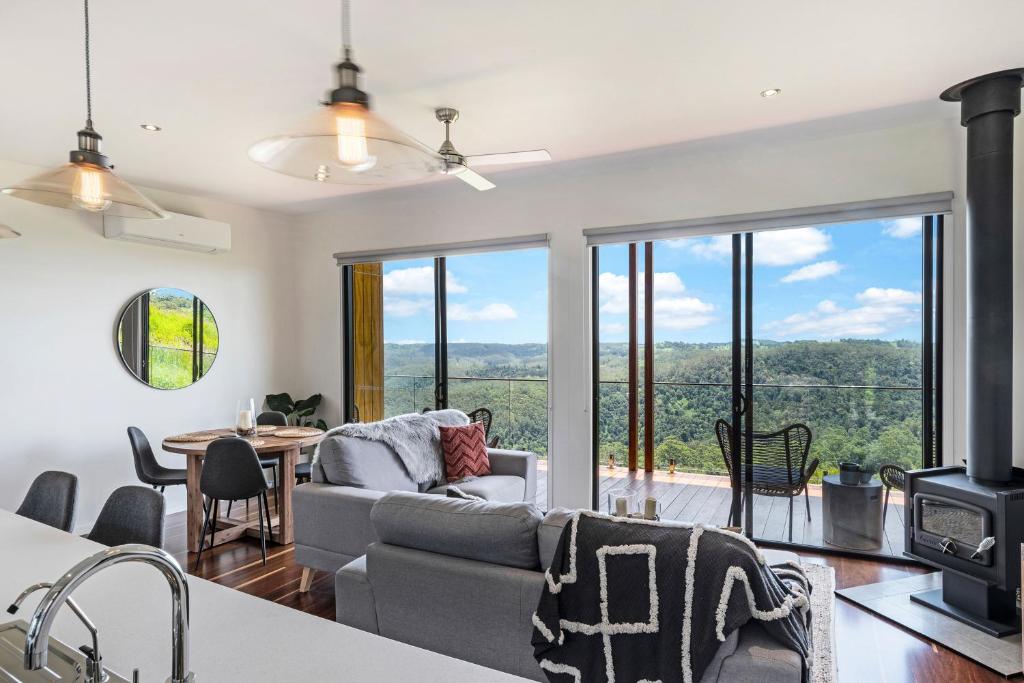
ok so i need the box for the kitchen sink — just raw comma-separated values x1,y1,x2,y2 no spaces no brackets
0,620,128,682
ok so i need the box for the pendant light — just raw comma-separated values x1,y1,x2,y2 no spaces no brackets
1,0,165,219
248,0,439,185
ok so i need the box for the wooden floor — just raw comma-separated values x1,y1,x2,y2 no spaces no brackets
536,463,906,557
168,497,1006,682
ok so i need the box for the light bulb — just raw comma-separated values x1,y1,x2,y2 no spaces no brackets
334,103,376,171
72,165,112,212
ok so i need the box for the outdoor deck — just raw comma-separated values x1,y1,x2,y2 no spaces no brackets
534,461,906,558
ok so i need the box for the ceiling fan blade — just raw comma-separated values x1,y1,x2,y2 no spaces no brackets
454,167,496,191
466,149,552,166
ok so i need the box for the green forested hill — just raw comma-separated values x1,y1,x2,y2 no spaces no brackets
383,339,924,480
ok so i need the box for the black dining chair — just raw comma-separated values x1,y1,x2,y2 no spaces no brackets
16,471,78,532
195,437,271,569
260,410,315,486
87,485,165,548
127,426,188,494
257,411,287,506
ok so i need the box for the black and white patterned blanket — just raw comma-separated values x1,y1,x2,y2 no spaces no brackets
532,511,812,683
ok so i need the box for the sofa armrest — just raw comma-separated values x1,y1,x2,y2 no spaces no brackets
293,483,386,569
336,556,379,634
487,449,537,503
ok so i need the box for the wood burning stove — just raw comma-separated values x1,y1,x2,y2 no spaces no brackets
904,68,1024,637
905,467,1024,636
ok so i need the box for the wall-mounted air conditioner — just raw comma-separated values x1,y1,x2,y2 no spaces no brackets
103,211,231,254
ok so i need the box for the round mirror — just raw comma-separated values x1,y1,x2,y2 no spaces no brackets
117,287,219,389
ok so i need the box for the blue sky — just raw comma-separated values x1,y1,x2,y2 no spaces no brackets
380,218,925,345
600,217,924,343
382,248,549,344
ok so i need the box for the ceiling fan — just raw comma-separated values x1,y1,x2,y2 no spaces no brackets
433,108,551,191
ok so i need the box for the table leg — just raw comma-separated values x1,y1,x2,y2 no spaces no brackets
186,455,204,552
277,446,297,544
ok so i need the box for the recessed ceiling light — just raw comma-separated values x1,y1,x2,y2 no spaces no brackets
140,123,162,132
760,88,782,98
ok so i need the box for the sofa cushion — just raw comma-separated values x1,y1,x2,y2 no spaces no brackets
316,435,418,491
371,491,543,569
538,508,575,568
440,422,491,482
700,622,803,682
427,475,526,502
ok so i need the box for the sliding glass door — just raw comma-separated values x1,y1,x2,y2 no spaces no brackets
443,250,550,461
342,247,550,506
591,214,943,558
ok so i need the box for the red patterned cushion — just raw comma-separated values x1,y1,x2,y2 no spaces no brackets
440,422,491,483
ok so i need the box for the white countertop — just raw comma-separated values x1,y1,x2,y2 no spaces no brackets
0,510,526,682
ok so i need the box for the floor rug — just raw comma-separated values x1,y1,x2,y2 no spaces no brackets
836,572,1022,676
803,562,838,682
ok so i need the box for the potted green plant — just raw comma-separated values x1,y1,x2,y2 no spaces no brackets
265,392,329,430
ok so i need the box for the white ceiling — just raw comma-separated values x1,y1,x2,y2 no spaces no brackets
1,1,1022,212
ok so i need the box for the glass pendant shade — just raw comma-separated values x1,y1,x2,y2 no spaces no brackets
248,102,440,185
2,161,166,219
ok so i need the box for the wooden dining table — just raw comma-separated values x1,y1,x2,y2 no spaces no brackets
162,428,326,552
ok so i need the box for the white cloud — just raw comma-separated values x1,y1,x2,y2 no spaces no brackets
383,266,470,318
383,266,467,295
882,217,921,239
685,236,733,260
781,260,843,283
447,302,518,321
685,228,832,266
762,287,920,338
856,287,920,305
387,339,429,345
383,297,432,317
816,300,841,314
599,271,715,331
601,322,626,335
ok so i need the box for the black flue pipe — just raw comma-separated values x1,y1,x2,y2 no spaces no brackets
942,69,1024,484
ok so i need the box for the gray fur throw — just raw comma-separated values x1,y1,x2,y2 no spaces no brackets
318,409,470,486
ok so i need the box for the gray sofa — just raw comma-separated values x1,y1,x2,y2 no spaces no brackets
293,433,537,583
336,492,806,683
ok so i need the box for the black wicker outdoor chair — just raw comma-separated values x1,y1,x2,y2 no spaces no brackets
714,419,819,542
878,463,906,527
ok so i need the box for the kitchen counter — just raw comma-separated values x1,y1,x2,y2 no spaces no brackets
0,510,526,682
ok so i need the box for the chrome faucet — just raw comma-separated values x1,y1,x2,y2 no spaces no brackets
19,544,194,683
9,582,105,682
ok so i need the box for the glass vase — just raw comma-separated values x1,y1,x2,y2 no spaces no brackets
235,398,257,437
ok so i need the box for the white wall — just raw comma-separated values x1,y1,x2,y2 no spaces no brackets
0,159,296,528
289,105,966,511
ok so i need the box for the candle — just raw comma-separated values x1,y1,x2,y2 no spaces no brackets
644,497,658,520
614,496,627,516
238,409,253,431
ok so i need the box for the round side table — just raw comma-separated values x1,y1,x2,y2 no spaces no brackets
822,474,884,550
